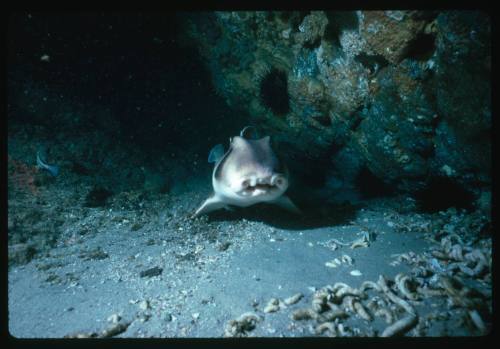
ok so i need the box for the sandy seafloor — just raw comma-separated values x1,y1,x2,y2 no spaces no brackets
8,178,492,338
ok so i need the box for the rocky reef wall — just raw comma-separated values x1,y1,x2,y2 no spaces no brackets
182,11,491,208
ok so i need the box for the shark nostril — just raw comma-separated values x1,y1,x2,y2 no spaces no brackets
260,68,290,116
271,174,282,186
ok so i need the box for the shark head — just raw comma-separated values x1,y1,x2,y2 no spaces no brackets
213,135,289,203
193,127,300,217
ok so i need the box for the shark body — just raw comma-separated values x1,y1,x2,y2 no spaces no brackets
193,127,300,217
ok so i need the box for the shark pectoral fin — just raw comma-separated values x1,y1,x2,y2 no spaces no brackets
208,144,225,164
192,195,225,218
271,195,302,214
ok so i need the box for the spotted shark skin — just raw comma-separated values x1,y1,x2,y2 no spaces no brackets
193,127,300,217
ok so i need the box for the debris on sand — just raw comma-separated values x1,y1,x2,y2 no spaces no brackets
284,293,304,305
224,312,262,337
139,266,163,278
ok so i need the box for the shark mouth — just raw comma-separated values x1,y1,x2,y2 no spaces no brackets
245,183,275,192
239,174,286,196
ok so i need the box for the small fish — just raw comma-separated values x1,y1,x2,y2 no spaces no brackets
36,150,59,177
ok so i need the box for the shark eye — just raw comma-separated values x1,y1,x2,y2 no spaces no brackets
242,179,250,188
276,178,283,186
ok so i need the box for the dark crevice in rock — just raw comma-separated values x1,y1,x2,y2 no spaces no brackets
299,165,328,189
312,115,332,127
324,11,359,46
290,11,311,30
279,11,294,22
290,142,342,190
405,33,436,61
248,19,259,33
349,114,363,132
303,36,322,50
409,11,440,21
355,166,396,199
259,68,290,116
354,53,389,75
414,176,475,213
416,140,435,159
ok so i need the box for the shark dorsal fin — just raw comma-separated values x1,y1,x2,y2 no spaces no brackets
240,126,259,139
